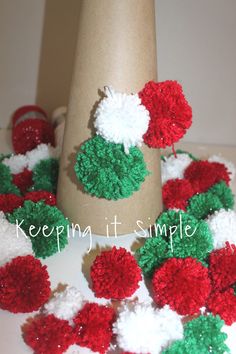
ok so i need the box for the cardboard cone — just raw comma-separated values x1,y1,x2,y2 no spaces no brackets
57,0,162,235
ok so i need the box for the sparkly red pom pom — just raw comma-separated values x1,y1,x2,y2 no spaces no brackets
139,80,192,148
90,247,142,299
0,255,51,313
162,178,195,210
24,191,56,206
184,160,230,193
0,193,23,213
24,314,76,354
12,168,33,194
73,303,115,354
207,289,236,325
152,257,211,315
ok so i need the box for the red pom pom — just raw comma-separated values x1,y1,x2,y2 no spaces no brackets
162,178,195,210
0,255,51,313
139,81,192,148
12,168,33,194
207,289,236,325
0,194,23,213
73,303,115,354
90,247,142,299
24,314,76,354
209,243,236,292
12,119,55,154
184,160,230,193
24,191,56,206
152,257,211,315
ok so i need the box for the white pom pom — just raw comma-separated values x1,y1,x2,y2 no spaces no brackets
44,286,84,322
113,303,183,354
206,209,236,250
222,323,236,354
94,86,150,153
26,143,60,170
161,153,193,184
0,212,33,267
2,154,28,174
208,155,235,182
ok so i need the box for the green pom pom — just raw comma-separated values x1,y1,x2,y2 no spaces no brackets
0,162,21,195
209,181,234,210
32,158,59,194
8,200,69,259
74,135,149,200
136,210,213,276
164,315,229,354
187,191,223,220
0,153,11,162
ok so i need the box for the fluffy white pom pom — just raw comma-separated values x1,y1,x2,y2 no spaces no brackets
0,212,33,267
44,286,84,321
26,143,60,170
208,155,235,182
113,303,183,354
2,154,28,174
94,86,150,153
223,323,236,354
206,209,236,250
161,153,193,184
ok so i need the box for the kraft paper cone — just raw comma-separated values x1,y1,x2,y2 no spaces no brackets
57,0,162,235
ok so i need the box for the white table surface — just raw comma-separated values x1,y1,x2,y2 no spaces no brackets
0,128,236,354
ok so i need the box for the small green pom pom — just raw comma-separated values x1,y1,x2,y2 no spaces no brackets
187,191,223,220
8,200,69,259
209,181,234,210
0,162,21,195
32,158,59,194
74,135,149,200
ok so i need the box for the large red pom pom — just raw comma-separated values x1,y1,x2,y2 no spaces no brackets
184,160,230,193
162,178,195,210
0,255,51,313
209,243,236,292
139,81,192,148
24,191,56,206
0,194,23,213
152,257,211,315
24,314,76,354
90,247,142,299
73,303,115,354
207,289,236,325
12,168,33,194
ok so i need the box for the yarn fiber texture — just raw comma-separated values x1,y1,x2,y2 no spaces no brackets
32,158,59,194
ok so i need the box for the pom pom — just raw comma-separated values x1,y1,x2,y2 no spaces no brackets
12,168,33,194
139,80,192,148
209,181,234,210
24,314,76,354
0,212,33,266
2,153,28,174
186,190,223,220
184,160,230,193
163,314,229,354
162,178,195,210
74,135,149,200
0,162,21,195
32,158,59,194
152,257,211,315
113,303,183,354
24,190,56,206
12,119,55,154
207,289,236,325
0,193,23,213
207,209,236,250
8,201,69,259
161,153,193,184
91,247,142,299
73,303,115,354
94,86,150,153
209,155,236,182
26,143,60,170
44,286,84,321
0,255,50,313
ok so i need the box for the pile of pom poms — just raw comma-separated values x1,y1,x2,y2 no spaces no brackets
74,81,192,200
